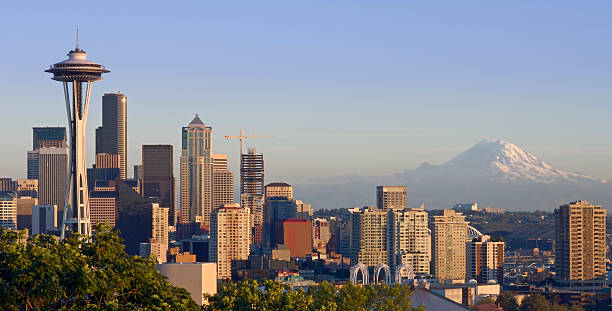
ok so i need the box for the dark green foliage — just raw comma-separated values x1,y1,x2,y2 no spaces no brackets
496,292,519,311
0,224,200,310
205,280,421,311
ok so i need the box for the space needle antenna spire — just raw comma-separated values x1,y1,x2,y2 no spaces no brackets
45,34,109,239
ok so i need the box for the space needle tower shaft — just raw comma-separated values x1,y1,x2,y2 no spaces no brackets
46,34,109,239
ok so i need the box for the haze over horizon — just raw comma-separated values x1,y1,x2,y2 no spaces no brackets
1,1,612,189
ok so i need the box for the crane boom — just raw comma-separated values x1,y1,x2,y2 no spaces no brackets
225,129,275,156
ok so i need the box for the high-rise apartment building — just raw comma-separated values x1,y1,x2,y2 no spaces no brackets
180,115,212,230
97,93,127,179
377,186,407,210
350,206,388,267
387,207,430,275
142,145,175,226
555,201,607,286
241,148,264,196
38,147,68,219
0,192,17,230
466,235,504,284
210,204,250,279
432,209,468,281
212,154,233,211
265,182,293,200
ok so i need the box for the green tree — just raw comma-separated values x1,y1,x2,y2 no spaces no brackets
520,294,552,311
496,292,519,311
0,224,200,310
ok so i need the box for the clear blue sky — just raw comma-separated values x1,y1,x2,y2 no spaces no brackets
1,1,611,183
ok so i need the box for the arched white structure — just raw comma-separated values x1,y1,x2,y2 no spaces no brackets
373,263,391,284
394,263,414,284
468,225,483,239
350,263,369,285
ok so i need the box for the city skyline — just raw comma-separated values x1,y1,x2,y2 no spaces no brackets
1,1,612,189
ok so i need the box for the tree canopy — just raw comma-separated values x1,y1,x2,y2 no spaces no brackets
205,280,425,311
0,225,200,311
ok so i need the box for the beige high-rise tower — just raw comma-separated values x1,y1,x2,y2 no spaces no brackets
38,147,68,220
212,154,234,210
555,201,606,287
432,209,468,281
377,186,407,210
210,204,250,279
388,207,430,275
180,115,212,230
350,206,388,267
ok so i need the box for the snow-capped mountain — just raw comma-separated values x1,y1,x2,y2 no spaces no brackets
294,139,611,211
434,139,606,184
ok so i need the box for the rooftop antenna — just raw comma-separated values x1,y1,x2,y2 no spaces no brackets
76,28,79,50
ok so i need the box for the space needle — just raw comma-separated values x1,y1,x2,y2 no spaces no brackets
45,33,109,239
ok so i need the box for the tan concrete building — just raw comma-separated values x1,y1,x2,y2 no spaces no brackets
350,206,388,266
157,263,217,306
38,147,68,214
89,191,117,226
388,207,430,275
466,235,504,284
212,154,233,211
296,200,312,218
377,186,407,210
432,209,468,281
210,204,250,279
555,201,607,286
0,192,17,230
265,182,293,200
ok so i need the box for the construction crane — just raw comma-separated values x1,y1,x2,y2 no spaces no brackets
225,129,275,156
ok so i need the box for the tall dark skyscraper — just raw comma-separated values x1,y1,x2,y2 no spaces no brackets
97,93,127,179
142,145,175,226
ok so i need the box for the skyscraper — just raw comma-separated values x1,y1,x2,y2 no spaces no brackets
46,42,109,238
350,206,388,267
432,209,468,281
555,201,607,287
241,148,264,196
377,186,407,210
466,235,504,284
38,147,68,219
27,151,40,180
387,207,430,275
279,218,312,258
142,145,175,226
89,190,118,226
212,154,233,211
180,115,212,230
210,204,250,279
16,196,37,231
97,93,127,179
